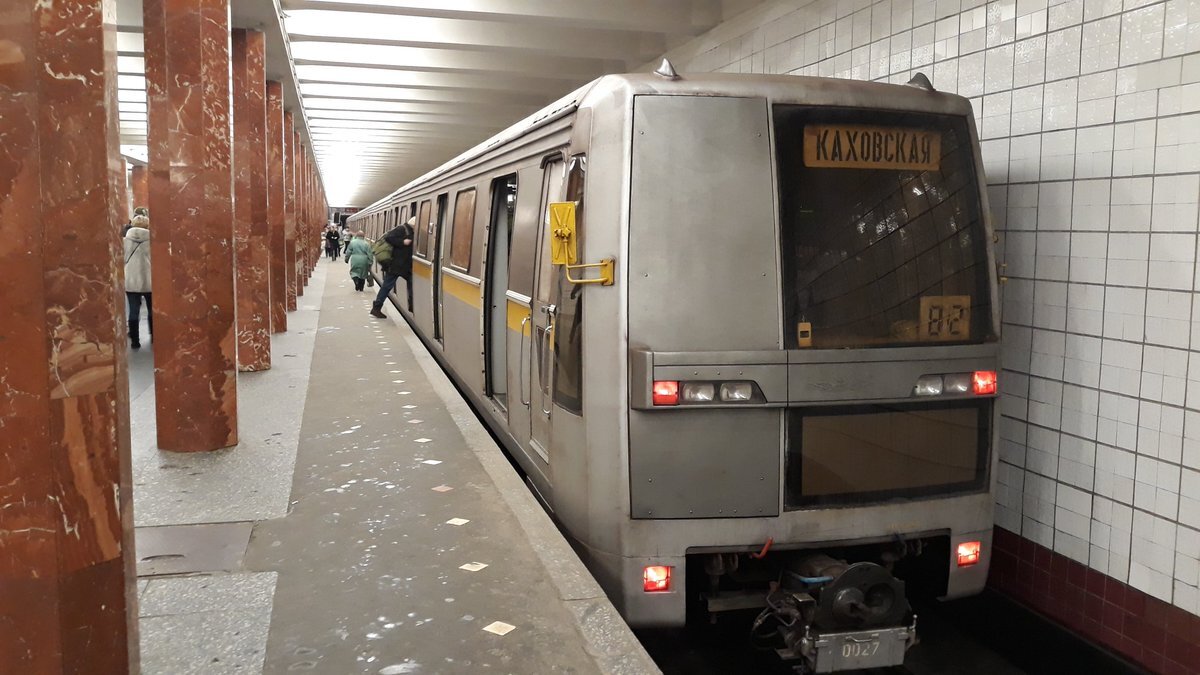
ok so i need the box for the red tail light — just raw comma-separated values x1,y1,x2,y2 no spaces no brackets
972,371,997,395
652,381,679,406
643,565,672,592
957,541,981,567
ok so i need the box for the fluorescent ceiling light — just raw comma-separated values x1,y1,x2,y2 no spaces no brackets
299,82,486,102
118,75,146,89
117,32,144,53
117,56,145,73
285,10,450,43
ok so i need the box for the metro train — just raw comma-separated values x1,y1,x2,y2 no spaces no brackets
350,64,1000,673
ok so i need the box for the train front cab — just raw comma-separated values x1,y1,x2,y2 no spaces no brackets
613,82,1000,669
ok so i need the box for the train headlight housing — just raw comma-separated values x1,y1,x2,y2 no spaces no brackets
719,382,754,402
912,371,998,397
913,375,943,396
681,382,716,403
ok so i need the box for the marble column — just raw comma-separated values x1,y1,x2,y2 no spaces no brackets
283,111,297,311
0,1,138,671
129,163,148,210
231,29,270,372
144,0,238,452
301,144,313,282
266,81,287,333
296,142,306,288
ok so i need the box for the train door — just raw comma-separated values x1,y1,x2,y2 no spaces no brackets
485,174,518,410
433,193,448,342
529,156,566,464
414,199,434,334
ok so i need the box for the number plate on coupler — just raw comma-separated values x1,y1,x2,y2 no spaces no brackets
804,623,915,673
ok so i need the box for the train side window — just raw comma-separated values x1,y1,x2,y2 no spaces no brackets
553,154,586,414
508,164,547,299
415,199,432,258
399,205,407,229
449,188,477,272
536,159,566,304
435,193,448,260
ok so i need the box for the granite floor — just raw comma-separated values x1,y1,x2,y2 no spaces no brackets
129,259,654,675
131,264,325,674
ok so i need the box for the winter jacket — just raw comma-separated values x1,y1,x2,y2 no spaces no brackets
123,227,151,293
345,238,373,279
380,224,414,278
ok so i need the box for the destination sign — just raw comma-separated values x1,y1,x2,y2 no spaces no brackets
803,124,941,171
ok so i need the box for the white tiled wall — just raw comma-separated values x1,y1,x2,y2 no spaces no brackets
656,0,1200,615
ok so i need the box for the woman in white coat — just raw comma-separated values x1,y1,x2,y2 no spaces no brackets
123,214,152,349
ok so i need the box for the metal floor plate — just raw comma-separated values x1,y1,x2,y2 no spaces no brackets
135,522,253,577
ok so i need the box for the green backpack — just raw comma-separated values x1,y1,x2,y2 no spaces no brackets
371,238,393,266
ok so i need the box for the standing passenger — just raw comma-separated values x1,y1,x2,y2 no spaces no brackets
369,217,414,318
344,231,373,292
325,226,340,260
123,214,153,349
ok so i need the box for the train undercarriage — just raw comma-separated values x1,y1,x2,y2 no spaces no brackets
692,536,949,673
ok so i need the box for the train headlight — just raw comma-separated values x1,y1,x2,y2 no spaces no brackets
972,370,997,395
719,382,753,402
913,375,943,396
956,541,982,567
943,373,971,394
652,381,680,406
643,565,672,592
681,382,716,403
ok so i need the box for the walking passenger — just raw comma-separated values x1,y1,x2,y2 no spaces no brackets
369,217,415,319
341,226,353,255
345,231,373,292
123,214,153,349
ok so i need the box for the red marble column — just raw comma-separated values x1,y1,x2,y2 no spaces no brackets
129,163,148,210
0,2,138,672
296,142,306,288
295,131,307,295
144,0,238,452
266,81,287,333
283,111,298,311
232,29,270,371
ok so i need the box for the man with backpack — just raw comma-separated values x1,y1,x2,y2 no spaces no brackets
370,216,415,318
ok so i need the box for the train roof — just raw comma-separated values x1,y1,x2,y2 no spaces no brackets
358,70,973,215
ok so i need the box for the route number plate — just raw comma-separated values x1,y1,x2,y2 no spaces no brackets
918,295,971,342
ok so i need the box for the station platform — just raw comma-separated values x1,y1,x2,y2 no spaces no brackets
128,259,658,674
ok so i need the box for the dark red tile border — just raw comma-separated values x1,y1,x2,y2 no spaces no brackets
987,526,1200,675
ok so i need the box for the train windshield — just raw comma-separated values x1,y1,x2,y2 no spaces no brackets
774,106,992,349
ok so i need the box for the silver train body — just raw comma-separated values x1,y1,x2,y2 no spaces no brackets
352,72,1000,669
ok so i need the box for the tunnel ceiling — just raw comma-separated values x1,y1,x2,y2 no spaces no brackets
113,0,765,208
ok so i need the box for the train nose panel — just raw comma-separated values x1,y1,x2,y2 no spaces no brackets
628,408,781,519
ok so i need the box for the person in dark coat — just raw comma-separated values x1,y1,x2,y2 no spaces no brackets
369,217,414,318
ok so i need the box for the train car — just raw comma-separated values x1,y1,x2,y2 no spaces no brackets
350,65,999,673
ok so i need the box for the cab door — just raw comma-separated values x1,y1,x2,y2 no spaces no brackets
528,157,565,463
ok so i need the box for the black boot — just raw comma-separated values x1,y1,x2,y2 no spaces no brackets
369,302,386,319
129,320,141,350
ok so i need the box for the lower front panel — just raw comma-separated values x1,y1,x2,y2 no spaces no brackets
629,408,781,519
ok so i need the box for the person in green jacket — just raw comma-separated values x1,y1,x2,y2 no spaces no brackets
344,231,374,291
